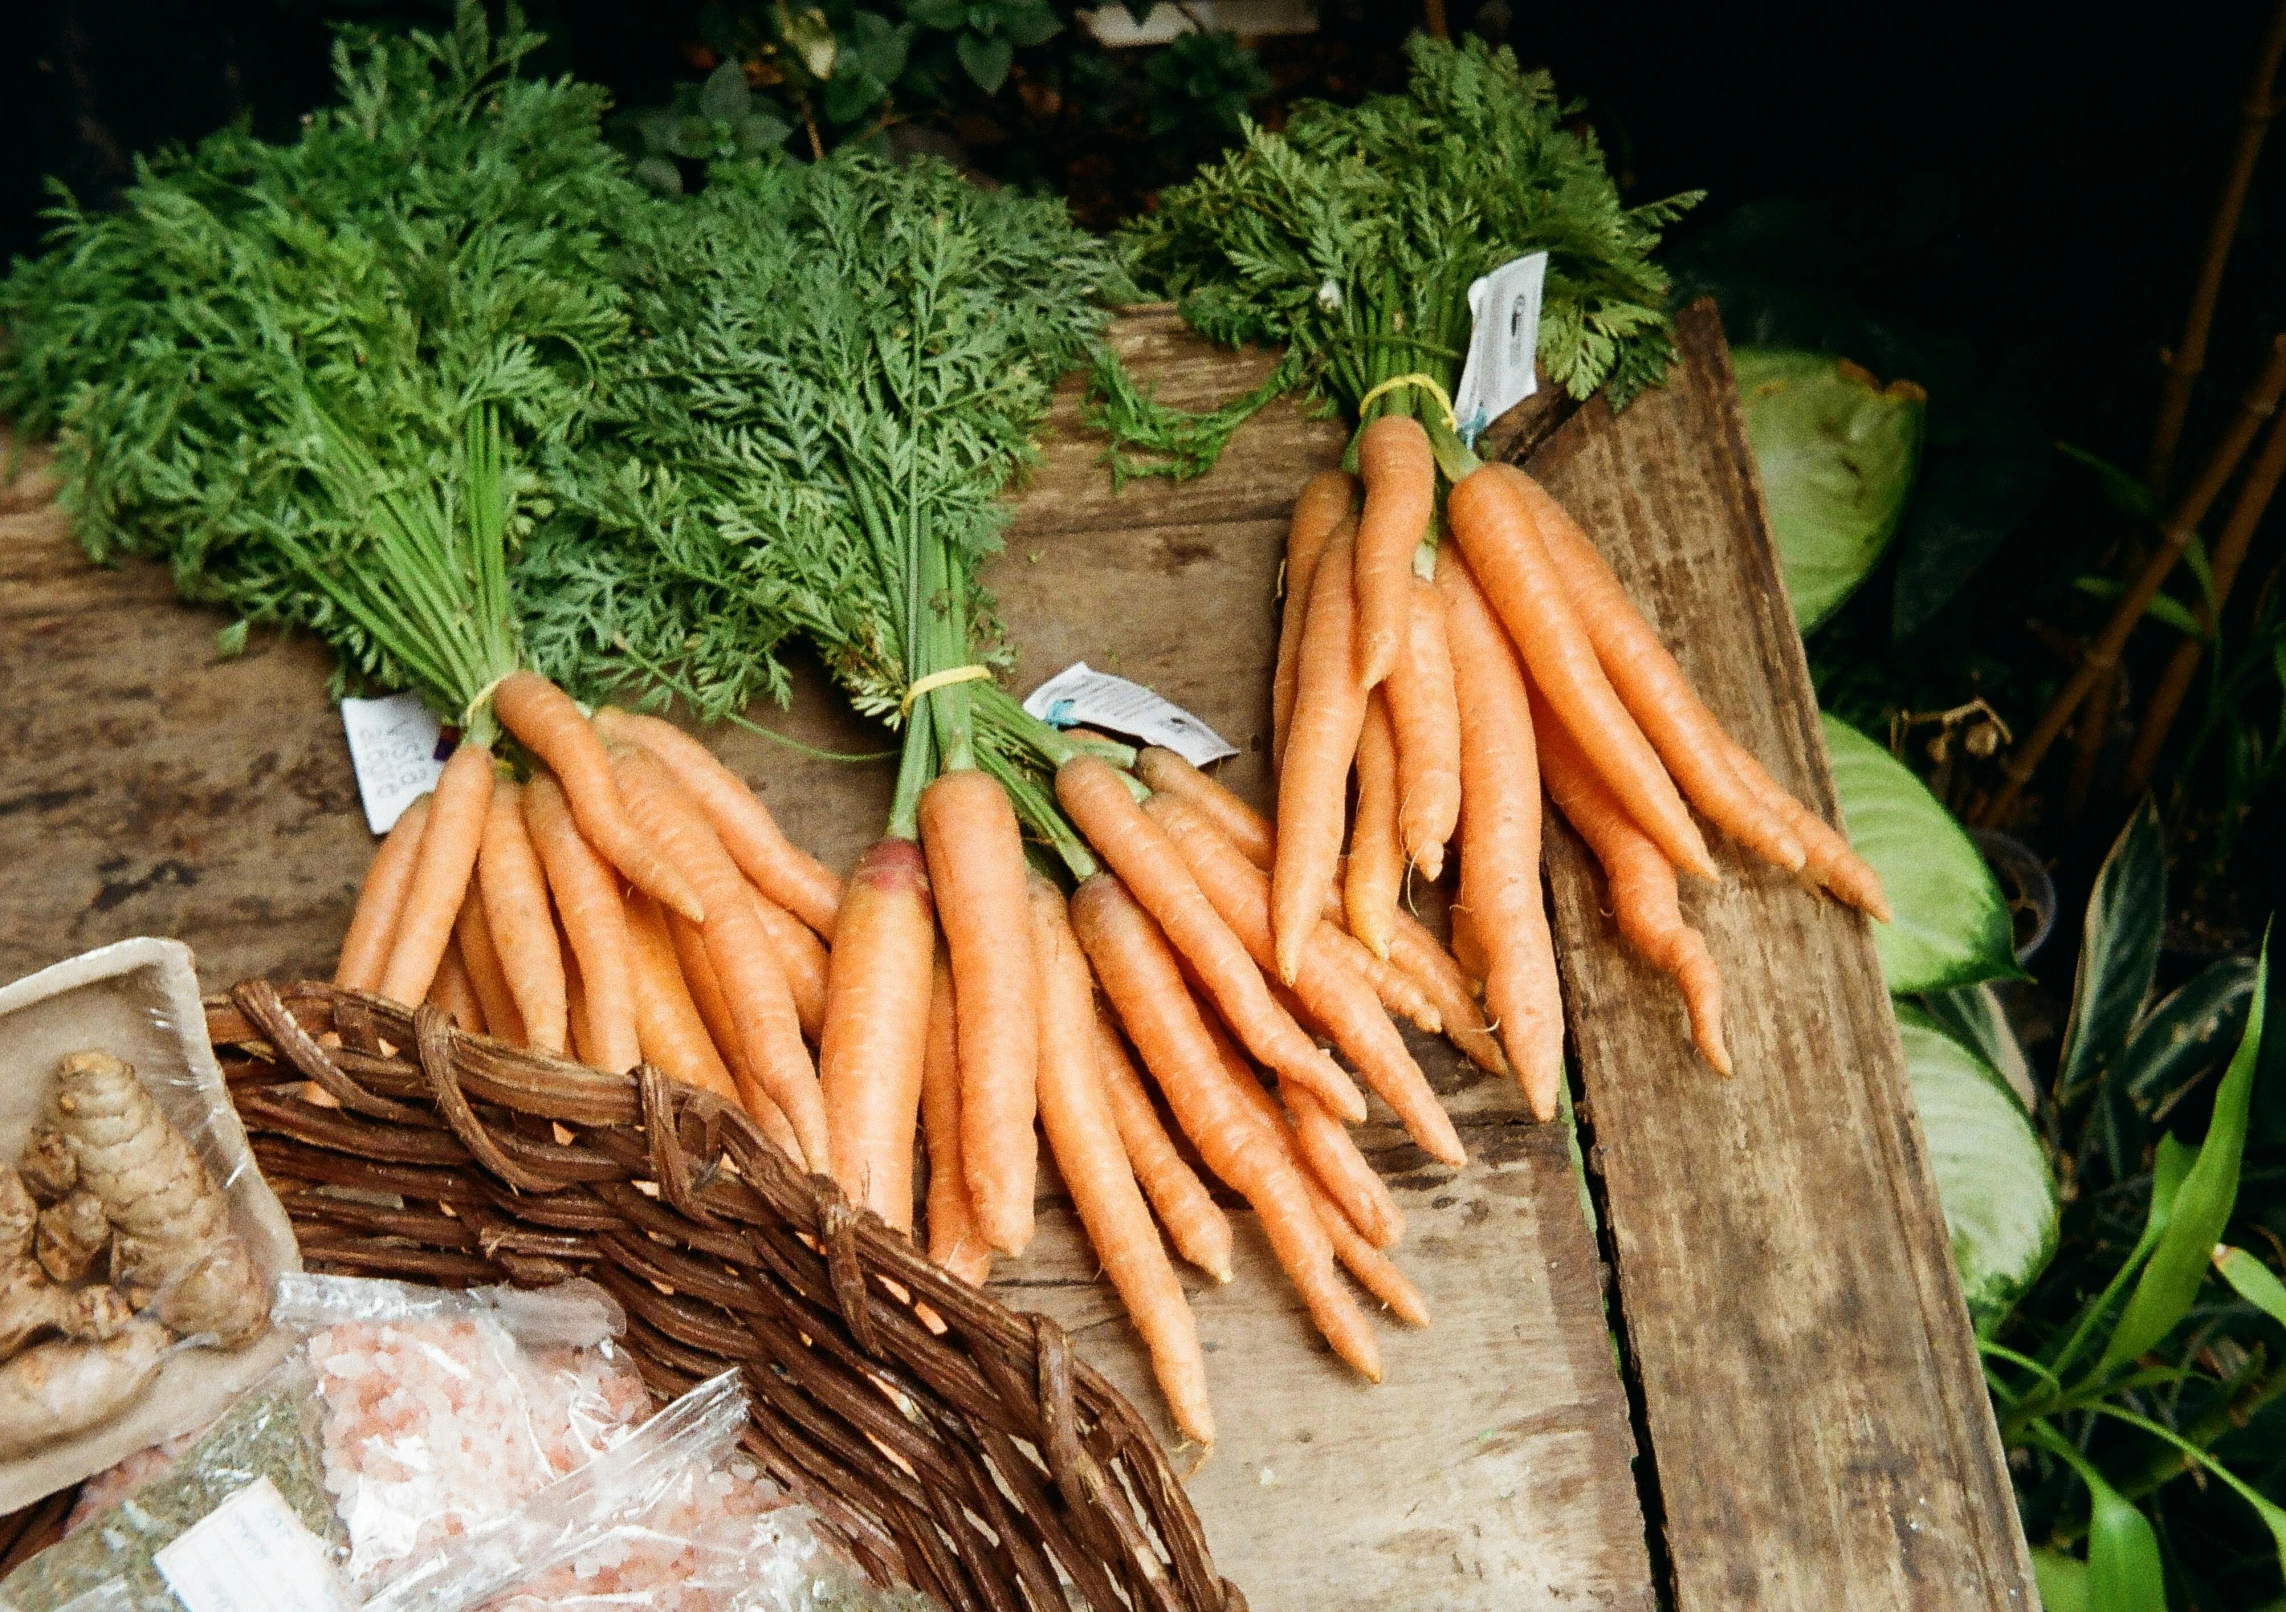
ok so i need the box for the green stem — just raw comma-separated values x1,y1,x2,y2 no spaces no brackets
2116,1357,2286,1503
887,711,935,842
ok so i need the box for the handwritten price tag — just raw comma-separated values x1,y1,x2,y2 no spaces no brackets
341,692,449,835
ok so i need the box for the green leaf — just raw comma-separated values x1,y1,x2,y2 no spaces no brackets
1825,715,2020,992
2083,1470,2169,1612
2118,957,2258,1108
2072,575,2205,639
957,30,1015,94
1920,981,2034,1110
1734,348,1925,631
214,619,250,660
2100,930,2268,1373
2059,442,2160,523
698,59,751,123
2030,1547,2089,1612
907,0,965,25
1896,1005,2058,1329
2215,1245,2286,1326
735,111,792,154
1002,2,1063,48
632,156,683,193
2059,799,2166,1103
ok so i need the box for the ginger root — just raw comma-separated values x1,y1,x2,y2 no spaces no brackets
0,1168,34,1263
39,1052,269,1349
33,1191,109,1285
0,1260,130,1359
0,1319,170,1459
18,1128,75,1204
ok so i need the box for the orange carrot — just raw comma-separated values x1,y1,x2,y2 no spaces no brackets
817,839,938,1233
1057,755,1366,1124
1393,912,1505,1077
1521,476,1806,875
1129,749,1443,1034
1385,576,1462,879
478,779,568,1056
919,771,1040,1255
1069,874,1381,1381
426,939,485,1035
614,748,828,1165
1273,472,1359,770
1725,741,1892,920
1030,877,1215,1448
1273,523,1369,982
1448,903,1487,987
1537,691,1731,1074
595,707,843,935
491,673,704,923
1211,1021,1428,1324
1352,416,1436,689
1204,1012,1400,1248
622,892,747,1111
1345,694,1404,960
918,953,991,1284
1133,746,1273,870
1447,465,1716,881
1438,547,1565,1118
523,774,639,1073
1145,790,1465,1166
668,910,754,1087
1091,1010,1234,1282
745,883,829,1042
455,890,525,1046
561,938,594,1065
336,796,431,991
378,742,495,1008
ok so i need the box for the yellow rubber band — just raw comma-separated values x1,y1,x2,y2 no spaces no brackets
1356,372,1459,435
460,674,514,735
899,664,992,719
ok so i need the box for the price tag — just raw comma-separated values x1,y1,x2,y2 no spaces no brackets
341,692,449,836
1022,662,1237,766
155,1478,357,1612
1452,251,1549,446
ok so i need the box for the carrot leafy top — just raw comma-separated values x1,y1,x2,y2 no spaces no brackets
1102,34,1699,484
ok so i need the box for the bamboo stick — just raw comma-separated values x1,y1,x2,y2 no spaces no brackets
1979,335,2286,826
2147,0,2286,493
2117,402,2286,798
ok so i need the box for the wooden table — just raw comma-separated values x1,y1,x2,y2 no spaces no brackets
0,303,2035,1609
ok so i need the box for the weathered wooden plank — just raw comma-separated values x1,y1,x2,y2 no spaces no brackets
0,316,1653,1611
1526,302,2036,1609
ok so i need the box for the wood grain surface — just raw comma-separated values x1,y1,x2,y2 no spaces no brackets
0,315,1654,1609
1527,303,2038,1610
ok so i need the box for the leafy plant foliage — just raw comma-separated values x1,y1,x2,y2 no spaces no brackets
1103,35,1697,480
0,3,642,726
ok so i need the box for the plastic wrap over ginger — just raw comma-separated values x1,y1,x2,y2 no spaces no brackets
39,1052,269,1348
0,1319,169,1458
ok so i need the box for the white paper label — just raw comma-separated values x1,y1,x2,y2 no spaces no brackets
1452,251,1549,445
155,1478,357,1612
1023,662,1237,766
341,692,448,836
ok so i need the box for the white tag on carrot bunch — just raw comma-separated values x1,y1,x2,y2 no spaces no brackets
1452,250,1549,446
1023,662,1237,767
341,691,448,836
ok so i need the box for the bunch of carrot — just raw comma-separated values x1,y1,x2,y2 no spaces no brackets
334,672,846,1168
797,659,1499,1454
1268,408,1891,1122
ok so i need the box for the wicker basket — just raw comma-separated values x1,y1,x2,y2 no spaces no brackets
197,978,1244,1612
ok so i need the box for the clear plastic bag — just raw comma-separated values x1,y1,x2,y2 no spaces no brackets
0,1275,645,1612
3,1278,929,1612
